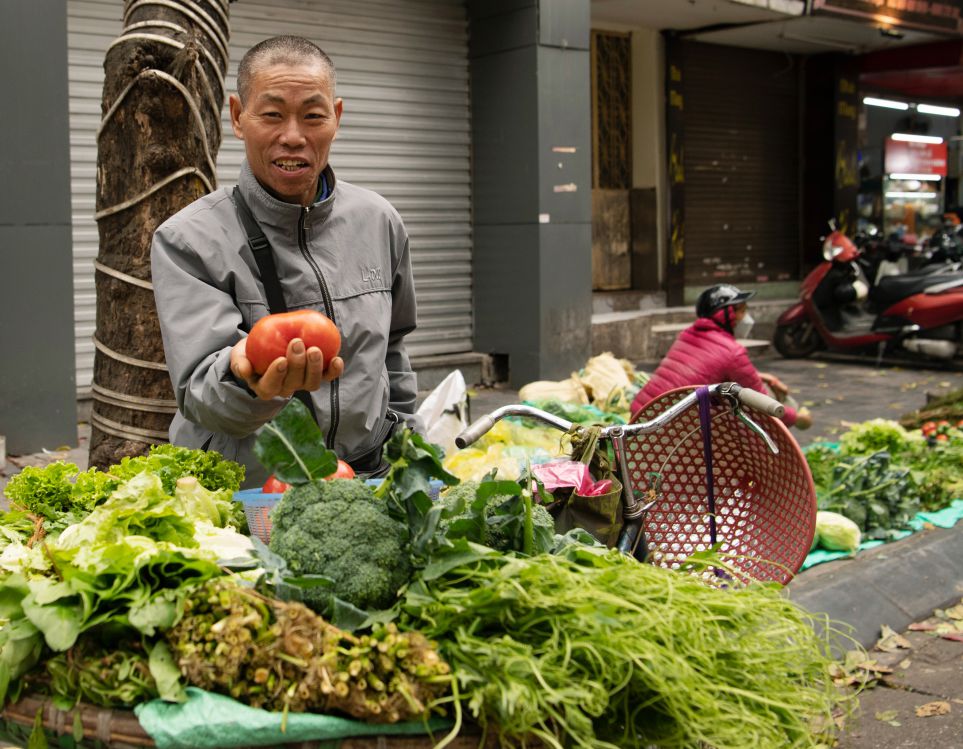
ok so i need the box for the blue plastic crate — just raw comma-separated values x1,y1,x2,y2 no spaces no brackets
235,479,444,544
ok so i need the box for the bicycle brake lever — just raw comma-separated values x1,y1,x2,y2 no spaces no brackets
734,408,779,455
717,383,780,455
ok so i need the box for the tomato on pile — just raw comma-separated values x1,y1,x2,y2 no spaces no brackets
261,460,355,493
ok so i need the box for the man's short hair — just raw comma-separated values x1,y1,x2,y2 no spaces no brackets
237,36,336,105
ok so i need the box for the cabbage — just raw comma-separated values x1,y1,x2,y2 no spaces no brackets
815,511,861,552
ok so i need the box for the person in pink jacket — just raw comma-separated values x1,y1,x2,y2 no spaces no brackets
631,284,812,429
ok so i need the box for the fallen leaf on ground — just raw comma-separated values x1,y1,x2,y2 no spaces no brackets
940,632,963,643
876,624,913,652
939,381,952,387
898,658,912,669
915,701,950,718
815,363,828,368
855,661,893,674
908,622,937,632
875,710,901,727
945,603,963,620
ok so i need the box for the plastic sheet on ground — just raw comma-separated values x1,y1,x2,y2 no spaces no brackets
135,687,453,749
801,499,963,570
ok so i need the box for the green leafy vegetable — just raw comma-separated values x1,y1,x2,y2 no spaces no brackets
111,444,245,494
402,547,848,749
817,451,919,539
838,419,922,457
253,399,338,485
40,637,160,708
4,463,117,521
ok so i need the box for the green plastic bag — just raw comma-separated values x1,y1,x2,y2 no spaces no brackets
135,687,453,749
550,426,624,547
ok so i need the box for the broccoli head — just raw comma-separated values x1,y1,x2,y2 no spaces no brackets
268,479,411,611
271,479,376,533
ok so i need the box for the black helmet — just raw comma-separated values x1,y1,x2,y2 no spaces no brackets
695,284,756,318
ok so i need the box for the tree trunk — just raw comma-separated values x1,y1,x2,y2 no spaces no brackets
89,0,230,470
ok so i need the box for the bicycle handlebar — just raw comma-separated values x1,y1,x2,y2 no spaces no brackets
454,414,496,449
455,382,784,449
734,387,784,417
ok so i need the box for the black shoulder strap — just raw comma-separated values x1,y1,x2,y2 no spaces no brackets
234,186,288,315
233,186,319,423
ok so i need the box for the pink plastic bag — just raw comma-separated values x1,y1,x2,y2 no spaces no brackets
531,460,613,497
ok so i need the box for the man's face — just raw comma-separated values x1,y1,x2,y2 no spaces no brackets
229,60,342,206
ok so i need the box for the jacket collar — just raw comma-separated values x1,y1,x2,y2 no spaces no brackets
237,160,337,230
693,317,733,336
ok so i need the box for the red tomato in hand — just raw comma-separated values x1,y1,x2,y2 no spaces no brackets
325,459,356,480
262,475,291,493
246,310,341,375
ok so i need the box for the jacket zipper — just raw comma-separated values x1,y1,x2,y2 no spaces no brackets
298,207,340,448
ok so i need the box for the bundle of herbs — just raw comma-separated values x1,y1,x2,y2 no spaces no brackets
168,577,451,723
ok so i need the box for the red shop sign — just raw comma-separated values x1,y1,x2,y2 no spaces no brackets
885,138,948,176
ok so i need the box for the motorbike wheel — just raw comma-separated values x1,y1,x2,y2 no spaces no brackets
773,321,820,358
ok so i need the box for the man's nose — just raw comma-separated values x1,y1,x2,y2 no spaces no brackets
278,117,307,146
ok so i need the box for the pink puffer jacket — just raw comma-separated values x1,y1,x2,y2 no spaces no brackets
631,315,797,426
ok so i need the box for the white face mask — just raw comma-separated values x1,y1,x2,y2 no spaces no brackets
733,312,754,339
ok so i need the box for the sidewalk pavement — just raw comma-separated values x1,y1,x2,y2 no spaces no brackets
1,354,962,747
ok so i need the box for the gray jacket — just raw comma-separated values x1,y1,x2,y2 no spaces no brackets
151,161,421,488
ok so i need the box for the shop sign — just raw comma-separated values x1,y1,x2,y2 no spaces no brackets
810,0,963,35
885,137,948,175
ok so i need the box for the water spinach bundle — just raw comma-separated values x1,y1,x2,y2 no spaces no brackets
402,543,847,749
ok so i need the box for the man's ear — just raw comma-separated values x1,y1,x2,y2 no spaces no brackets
229,94,244,140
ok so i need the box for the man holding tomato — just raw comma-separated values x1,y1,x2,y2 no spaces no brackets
151,36,423,487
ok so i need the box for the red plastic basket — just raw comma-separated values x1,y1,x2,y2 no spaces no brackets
628,387,816,585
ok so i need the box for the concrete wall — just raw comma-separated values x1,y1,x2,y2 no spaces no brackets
469,0,594,387
0,0,78,453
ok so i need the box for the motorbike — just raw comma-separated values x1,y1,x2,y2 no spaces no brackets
773,222,963,362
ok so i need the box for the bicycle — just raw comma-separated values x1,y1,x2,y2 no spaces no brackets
455,382,816,585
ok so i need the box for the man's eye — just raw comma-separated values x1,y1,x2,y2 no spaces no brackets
305,113,324,120
262,111,282,119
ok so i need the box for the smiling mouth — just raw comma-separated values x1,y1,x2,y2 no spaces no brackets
274,159,309,172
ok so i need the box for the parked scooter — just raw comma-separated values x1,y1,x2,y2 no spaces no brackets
773,222,963,362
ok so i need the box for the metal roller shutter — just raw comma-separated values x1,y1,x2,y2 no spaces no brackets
681,41,800,286
67,0,472,397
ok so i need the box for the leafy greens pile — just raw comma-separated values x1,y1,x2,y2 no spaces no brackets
806,418,963,538
0,447,249,709
255,400,849,749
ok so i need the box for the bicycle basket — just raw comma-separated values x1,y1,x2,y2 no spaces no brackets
628,387,816,585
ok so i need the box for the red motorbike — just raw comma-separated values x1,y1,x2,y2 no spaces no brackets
774,223,963,362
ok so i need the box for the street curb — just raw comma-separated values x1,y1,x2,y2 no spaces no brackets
787,522,963,651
